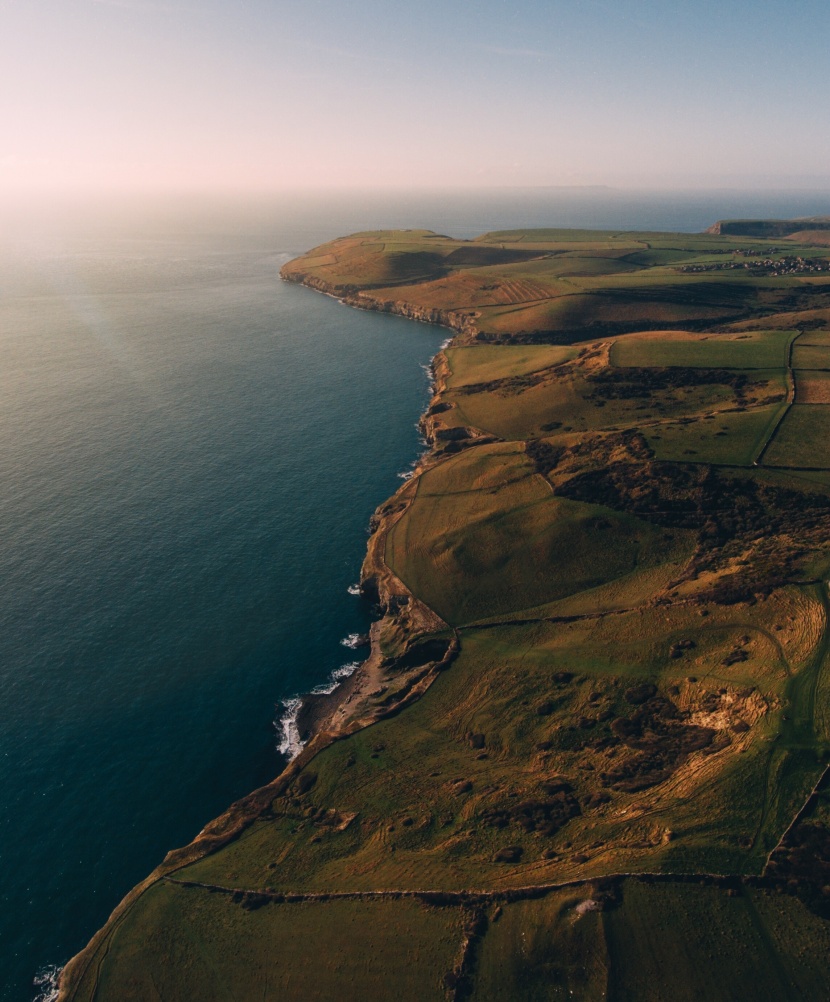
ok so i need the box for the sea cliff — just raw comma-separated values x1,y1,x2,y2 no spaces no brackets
280,267,482,342
57,257,460,1002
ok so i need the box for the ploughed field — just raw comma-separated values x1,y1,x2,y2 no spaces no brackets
62,224,830,1001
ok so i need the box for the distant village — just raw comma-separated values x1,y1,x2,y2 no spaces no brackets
679,252,827,276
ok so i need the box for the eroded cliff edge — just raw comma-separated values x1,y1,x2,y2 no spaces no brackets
57,261,461,1002
280,268,482,342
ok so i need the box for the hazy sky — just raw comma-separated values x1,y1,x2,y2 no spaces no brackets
2,0,829,192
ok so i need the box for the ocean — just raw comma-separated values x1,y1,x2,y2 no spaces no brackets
2,187,830,1001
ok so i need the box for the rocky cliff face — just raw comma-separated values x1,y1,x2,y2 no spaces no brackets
280,268,481,342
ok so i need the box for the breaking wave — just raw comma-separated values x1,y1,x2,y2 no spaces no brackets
275,698,303,760
33,966,61,1002
275,663,360,760
311,661,359,696
340,633,368,650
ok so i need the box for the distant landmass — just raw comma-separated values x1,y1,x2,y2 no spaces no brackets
60,221,830,1001
707,216,830,241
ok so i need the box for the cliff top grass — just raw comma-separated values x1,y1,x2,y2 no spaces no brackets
61,224,830,1001
281,226,830,344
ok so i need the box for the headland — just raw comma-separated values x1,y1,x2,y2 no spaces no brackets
60,221,830,1001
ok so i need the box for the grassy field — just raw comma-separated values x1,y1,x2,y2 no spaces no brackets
444,344,577,388
646,387,789,466
68,876,830,1001
474,881,830,1001
70,883,464,1002
610,329,794,369
793,344,830,370
764,405,830,468
602,882,830,1002
795,369,830,403
62,224,830,1001
473,889,608,1001
171,587,819,896
442,359,772,446
384,445,691,624
474,284,755,339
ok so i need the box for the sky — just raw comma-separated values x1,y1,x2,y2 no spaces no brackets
1,0,829,193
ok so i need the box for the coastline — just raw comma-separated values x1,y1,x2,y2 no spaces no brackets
271,269,466,763
53,220,830,1000
57,266,459,1001
280,269,482,343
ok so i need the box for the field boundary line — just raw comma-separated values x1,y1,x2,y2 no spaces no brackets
763,762,830,874
754,329,801,465
162,868,789,905
763,583,830,870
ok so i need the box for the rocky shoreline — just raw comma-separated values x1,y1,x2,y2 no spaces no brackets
280,268,481,342
57,263,460,1001
275,266,464,758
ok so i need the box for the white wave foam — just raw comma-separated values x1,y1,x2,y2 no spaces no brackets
33,966,62,1002
347,583,361,596
275,661,361,759
276,698,303,760
311,661,359,696
340,633,367,650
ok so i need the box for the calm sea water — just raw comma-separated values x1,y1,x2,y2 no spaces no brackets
2,188,830,1001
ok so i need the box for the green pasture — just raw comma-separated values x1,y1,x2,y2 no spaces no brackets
73,878,830,1002
647,392,789,466
476,281,752,338
794,368,830,403
603,882,830,1002
386,449,687,625
446,361,753,442
620,247,720,267
764,405,830,468
466,523,694,624
474,890,608,1001
444,344,577,388
499,252,645,279
610,329,793,369
73,883,462,1002
793,343,830,369
475,882,830,1002
476,228,638,245
473,229,786,255
177,598,802,894
797,330,830,347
